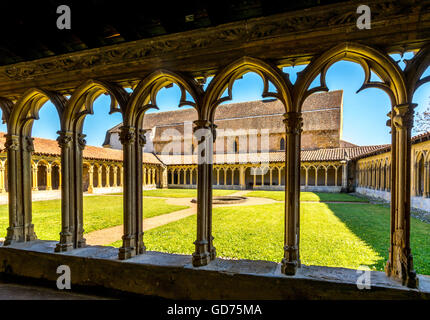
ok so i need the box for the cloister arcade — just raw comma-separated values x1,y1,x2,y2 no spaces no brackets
167,161,345,191
0,150,163,194
1,0,430,296
0,41,427,289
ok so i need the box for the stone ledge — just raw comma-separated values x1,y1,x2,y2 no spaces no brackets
0,240,429,300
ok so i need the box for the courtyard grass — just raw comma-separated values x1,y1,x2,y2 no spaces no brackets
110,201,430,275
0,196,188,241
244,190,368,202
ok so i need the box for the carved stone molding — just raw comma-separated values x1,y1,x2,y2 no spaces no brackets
56,131,73,149
283,112,303,135
0,0,429,97
119,126,136,145
393,104,416,130
138,129,147,147
77,133,87,150
4,134,19,151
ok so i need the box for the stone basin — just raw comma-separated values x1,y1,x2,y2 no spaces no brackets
191,196,247,204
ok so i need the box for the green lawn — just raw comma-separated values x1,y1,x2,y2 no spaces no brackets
244,191,368,202
110,201,430,275
0,196,188,241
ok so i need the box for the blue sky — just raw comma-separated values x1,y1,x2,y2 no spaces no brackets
1,57,429,147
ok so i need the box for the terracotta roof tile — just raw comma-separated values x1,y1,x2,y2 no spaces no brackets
108,90,343,132
158,145,389,165
0,133,162,164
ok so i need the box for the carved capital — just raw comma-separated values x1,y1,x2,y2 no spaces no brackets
119,126,136,145
4,134,19,151
283,112,303,135
77,133,87,150
392,103,416,130
56,131,73,149
138,129,147,146
23,136,34,152
193,120,216,143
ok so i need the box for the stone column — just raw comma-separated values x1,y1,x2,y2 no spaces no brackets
334,167,338,187
46,164,52,191
0,164,5,193
385,104,418,288
88,165,94,193
341,160,348,192
231,169,235,186
4,135,37,245
314,168,318,186
161,166,168,188
192,120,215,267
324,167,328,186
58,165,62,188
120,166,124,187
113,166,118,187
425,162,430,197
55,131,73,252
152,168,156,185
32,164,38,191
118,126,145,260
190,169,193,185
253,169,256,188
269,168,273,186
305,167,309,187
216,169,220,185
376,166,380,190
97,166,102,188
223,168,227,185
105,166,110,187
278,167,281,186
239,166,245,189
281,112,302,276
143,167,146,186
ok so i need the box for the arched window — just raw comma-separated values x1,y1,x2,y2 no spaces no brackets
280,138,285,151
233,138,239,153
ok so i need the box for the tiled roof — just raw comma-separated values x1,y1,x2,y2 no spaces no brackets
0,133,162,165
107,90,343,133
158,145,389,165
351,130,430,160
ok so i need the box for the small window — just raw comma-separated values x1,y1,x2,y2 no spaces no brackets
233,139,239,153
280,138,285,151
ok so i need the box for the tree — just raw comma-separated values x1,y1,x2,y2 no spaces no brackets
414,100,430,135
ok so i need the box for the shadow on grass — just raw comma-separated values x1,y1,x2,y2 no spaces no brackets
326,202,430,275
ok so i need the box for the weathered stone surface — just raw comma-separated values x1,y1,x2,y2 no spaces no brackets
1,240,429,300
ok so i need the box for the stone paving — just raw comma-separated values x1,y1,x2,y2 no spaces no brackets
0,279,113,300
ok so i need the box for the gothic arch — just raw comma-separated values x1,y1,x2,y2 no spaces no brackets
293,42,407,110
404,44,430,98
202,56,293,121
62,79,128,133
125,70,203,128
3,88,66,246
8,88,66,136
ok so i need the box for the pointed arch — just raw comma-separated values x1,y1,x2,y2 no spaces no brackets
125,70,203,127
294,42,407,111
8,88,66,136
62,79,128,132
202,56,293,121
404,44,430,98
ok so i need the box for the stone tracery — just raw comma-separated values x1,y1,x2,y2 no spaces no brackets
0,40,428,289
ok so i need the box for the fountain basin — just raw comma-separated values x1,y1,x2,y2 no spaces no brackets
191,196,247,204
